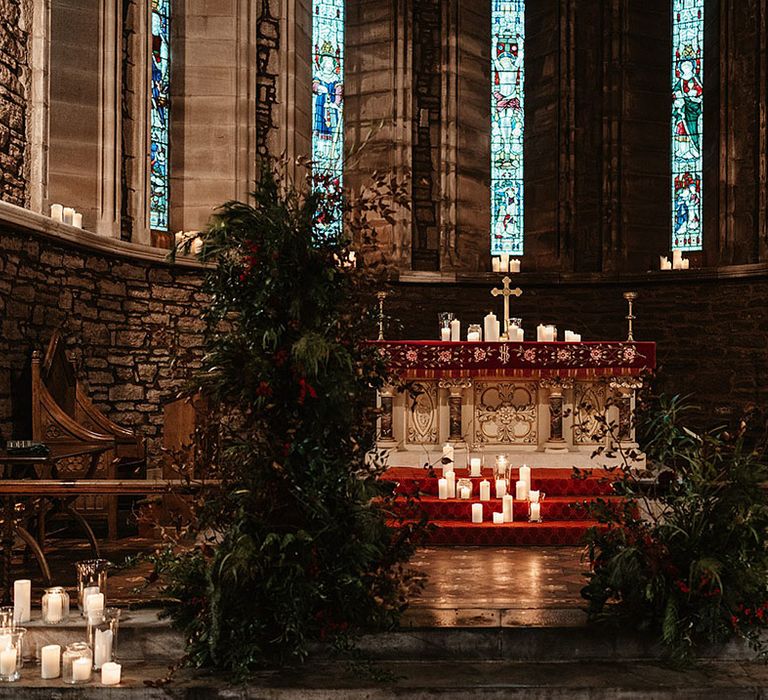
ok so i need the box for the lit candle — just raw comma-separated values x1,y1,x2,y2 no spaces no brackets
46,593,63,623
546,325,557,342
62,207,75,225
681,258,690,270
440,327,451,341
442,443,455,465
450,318,461,342
101,661,121,686
459,486,471,500
0,647,16,676
510,259,521,273
499,253,510,272
515,326,525,342
529,490,540,503
484,313,499,342
469,458,482,477
672,249,683,269
86,592,105,617
13,579,30,623
573,333,582,342
446,471,456,498
515,479,528,501
492,257,500,272
519,465,531,490
495,479,507,498
438,478,448,500
50,203,64,222
479,480,491,501
564,330,574,342
536,324,546,342
41,645,61,679
81,585,99,615
72,656,92,682
471,503,483,523
94,628,113,669
530,502,542,522
659,255,669,270
502,494,514,522
492,512,504,524
467,329,481,342
72,212,83,228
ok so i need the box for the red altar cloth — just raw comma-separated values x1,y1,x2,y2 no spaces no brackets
370,340,655,379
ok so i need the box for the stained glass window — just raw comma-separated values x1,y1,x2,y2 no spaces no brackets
491,0,525,256
312,0,344,231
671,0,703,251
150,0,170,231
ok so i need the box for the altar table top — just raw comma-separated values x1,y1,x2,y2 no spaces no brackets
371,340,656,379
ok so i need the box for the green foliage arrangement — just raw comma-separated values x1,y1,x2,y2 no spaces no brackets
580,395,768,661
152,162,425,676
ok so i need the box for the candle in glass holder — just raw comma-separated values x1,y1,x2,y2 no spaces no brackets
469,458,482,477
440,327,451,341
515,479,528,501
459,486,471,500
41,645,61,679
502,494,514,523
0,647,16,677
101,662,121,686
492,512,504,524
495,479,507,498
471,503,483,523
438,478,448,500
72,657,92,682
479,480,491,501
530,502,542,522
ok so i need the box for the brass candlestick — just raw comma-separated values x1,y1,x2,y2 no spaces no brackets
377,291,387,341
623,291,638,342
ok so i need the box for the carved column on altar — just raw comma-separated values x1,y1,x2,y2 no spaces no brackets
608,377,643,449
377,384,399,449
542,378,573,453
438,379,472,445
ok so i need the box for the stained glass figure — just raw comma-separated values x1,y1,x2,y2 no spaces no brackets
671,0,703,251
150,0,170,232
312,0,344,232
491,0,525,256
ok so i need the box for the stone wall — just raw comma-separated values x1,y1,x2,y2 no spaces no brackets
0,222,206,452
0,0,28,206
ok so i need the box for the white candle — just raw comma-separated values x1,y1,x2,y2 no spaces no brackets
495,479,507,498
446,471,456,498
492,512,504,524
515,479,528,501
0,647,15,676
564,330,574,342
62,207,75,225
192,238,203,255
529,489,540,503
0,635,10,651
502,494,514,522
441,443,454,470
438,478,448,500
50,203,64,221
47,592,63,623
681,258,690,269
536,324,546,342
530,502,542,522
471,503,483,523
450,318,461,342
72,656,92,682
101,661,121,686
510,259,521,273
440,327,451,341
662,259,672,270
492,256,500,272
519,465,531,489
86,592,105,617
484,313,499,342
546,325,557,341
459,486,471,500
479,480,491,501
13,579,30,623
499,253,510,272
514,326,525,341
467,330,481,342
659,255,669,270
41,644,61,679
72,212,83,228
94,629,113,669
469,458,482,477
573,333,582,342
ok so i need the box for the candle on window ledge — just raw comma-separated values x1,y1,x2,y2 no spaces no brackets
446,471,456,498
530,502,542,522
450,318,461,342
471,503,483,523
479,480,491,501
72,212,83,228
492,256,501,272
62,207,75,225
672,249,683,269
515,479,528,501
492,512,504,524
659,255,672,270
495,478,507,498
499,253,510,272
681,258,690,270
50,203,64,222
469,457,482,477
438,478,448,500
502,494,514,522
510,259,521,273
41,644,61,679
13,579,30,624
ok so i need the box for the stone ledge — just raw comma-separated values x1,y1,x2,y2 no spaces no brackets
0,201,212,269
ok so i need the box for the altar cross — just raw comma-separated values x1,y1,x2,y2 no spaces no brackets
491,276,523,336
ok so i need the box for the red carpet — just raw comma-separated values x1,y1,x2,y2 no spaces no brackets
382,466,616,546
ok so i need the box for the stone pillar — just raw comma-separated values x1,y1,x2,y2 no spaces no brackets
608,377,642,449
377,385,398,449
542,378,572,453
439,379,471,446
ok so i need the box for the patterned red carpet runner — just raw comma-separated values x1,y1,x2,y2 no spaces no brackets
382,466,616,546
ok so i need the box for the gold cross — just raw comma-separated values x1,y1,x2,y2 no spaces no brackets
491,276,523,335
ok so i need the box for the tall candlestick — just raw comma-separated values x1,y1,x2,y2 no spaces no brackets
672,249,683,269
41,645,61,679
94,629,113,669
13,579,30,623
471,503,483,523
499,253,510,272
438,478,448,500
502,494,514,522
479,480,491,501
495,478,507,498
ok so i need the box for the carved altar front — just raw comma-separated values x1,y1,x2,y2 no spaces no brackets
373,340,656,469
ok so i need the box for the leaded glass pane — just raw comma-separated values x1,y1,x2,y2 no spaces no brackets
671,0,703,251
150,0,170,232
491,0,525,256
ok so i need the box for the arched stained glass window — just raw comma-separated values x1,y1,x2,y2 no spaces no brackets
671,0,703,251
491,0,525,256
150,0,171,232
311,0,344,229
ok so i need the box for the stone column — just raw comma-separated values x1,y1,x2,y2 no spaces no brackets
608,377,643,449
439,379,471,445
542,378,572,454
377,385,398,449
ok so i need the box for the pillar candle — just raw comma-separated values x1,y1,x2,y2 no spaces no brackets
440,327,451,341
41,645,61,679
514,326,525,342
438,478,448,500
0,647,15,676
681,258,690,270
573,333,582,342
46,593,63,623
495,479,507,498
530,502,542,522
72,212,83,228
459,486,471,500
502,494,514,523
467,329,481,342
484,313,500,342
519,465,531,489
546,325,557,341
0,635,10,651
450,319,461,342
515,479,528,501
62,207,75,225
672,248,683,269
492,257,500,272
469,458,482,477
50,203,64,221
86,592,104,617
510,259,521,273
72,657,92,682
662,259,672,270
471,503,483,523
192,238,203,255
101,662,121,686
499,253,510,272
446,471,456,498
659,255,669,270
13,579,31,623
492,512,504,524
479,480,491,501
94,629,113,669
536,324,546,342
529,490,540,503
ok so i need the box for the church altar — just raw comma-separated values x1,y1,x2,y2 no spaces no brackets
373,339,656,469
